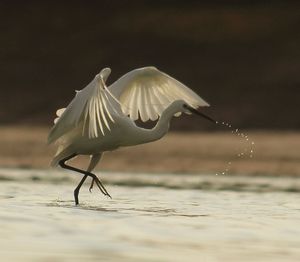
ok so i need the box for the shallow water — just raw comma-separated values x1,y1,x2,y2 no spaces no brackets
0,169,300,262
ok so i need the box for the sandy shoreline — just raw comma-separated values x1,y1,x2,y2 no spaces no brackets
0,126,299,176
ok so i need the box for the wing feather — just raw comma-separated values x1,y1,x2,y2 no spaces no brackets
137,84,148,122
109,66,209,122
94,98,103,136
99,94,110,131
152,85,169,109
100,94,112,130
48,69,119,144
144,86,157,121
129,85,139,120
147,87,160,119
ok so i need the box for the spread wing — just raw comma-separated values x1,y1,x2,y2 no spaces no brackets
108,66,209,122
48,70,118,144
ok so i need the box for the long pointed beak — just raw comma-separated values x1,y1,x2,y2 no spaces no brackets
186,105,217,124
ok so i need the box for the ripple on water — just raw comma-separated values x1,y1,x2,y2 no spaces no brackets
0,195,14,199
46,201,120,213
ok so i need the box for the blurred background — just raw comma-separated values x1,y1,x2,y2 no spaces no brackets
0,0,299,174
1,0,300,129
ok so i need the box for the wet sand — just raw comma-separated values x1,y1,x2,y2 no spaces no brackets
0,126,299,176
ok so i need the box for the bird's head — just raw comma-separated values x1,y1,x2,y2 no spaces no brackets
173,100,216,124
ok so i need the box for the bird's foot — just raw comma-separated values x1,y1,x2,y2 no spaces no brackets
90,176,112,199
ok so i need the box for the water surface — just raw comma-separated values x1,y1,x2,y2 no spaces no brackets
0,168,299,262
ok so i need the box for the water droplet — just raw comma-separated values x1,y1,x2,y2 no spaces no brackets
215,120,255,177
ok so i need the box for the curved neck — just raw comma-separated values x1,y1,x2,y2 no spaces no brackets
136,103,180,144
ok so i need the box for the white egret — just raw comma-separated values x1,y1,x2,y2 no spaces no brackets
48,66,215,205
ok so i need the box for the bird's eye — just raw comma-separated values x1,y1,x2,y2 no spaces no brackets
183,104,188,108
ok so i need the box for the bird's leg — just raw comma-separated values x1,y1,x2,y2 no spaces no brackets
58,154,87,205
89,179,95,192
60,160,111,198
74,175,88,205
59,154,111,205
87,154,102,193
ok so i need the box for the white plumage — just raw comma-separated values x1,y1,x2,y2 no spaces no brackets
109,66,209,121
48,66,214,205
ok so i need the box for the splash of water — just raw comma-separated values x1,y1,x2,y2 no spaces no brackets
215,121,255,176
